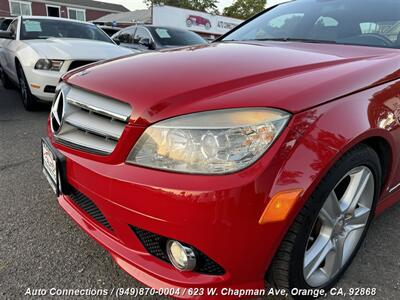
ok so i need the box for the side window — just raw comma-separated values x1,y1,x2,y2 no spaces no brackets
134,27,152,44
117,28,136,44
310,16,339,40
1,20,11,31
8,19,18,37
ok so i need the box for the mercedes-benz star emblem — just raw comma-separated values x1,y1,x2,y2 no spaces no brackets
51,91,65,134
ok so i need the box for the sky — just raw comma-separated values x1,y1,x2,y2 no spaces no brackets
100,0,287,12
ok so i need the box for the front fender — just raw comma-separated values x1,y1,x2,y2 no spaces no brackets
262,79,400,271
17,43,40,68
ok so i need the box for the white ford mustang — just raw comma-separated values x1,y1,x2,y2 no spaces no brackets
0,16,133,110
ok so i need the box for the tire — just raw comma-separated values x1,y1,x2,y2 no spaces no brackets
267,144,381,299
186,19,193,27
0,64,13,89
205,22,211,30
17,64,39,111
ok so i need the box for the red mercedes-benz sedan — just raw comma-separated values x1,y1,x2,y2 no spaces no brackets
42,0,400,298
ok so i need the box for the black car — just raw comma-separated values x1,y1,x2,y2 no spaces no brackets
111,25,207,51
0,18,13,31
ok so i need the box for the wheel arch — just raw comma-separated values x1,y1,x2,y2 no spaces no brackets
361,136,392,192
15,57,22,75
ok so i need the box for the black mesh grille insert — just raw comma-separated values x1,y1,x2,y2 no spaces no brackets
130,226,225,275
69,188,113,231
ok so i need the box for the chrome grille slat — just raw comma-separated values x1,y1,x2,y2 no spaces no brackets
67,88,131,122
54,86,132,155
57,124,117,154
65,110,124,140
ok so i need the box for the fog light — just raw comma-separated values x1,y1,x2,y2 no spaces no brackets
166,240,196,271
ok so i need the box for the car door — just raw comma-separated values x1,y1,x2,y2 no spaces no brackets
132,27,155,51
113,27,137,50
1,18,19,81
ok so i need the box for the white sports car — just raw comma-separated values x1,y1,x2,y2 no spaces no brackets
0,16,133,110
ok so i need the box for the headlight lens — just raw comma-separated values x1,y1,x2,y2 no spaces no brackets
35,59,64,71
126,108,290,174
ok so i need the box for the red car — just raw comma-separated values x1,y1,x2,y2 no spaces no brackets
42,0,400,298
186,15,212,30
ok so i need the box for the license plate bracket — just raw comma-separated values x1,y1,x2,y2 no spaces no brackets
41,138,69,196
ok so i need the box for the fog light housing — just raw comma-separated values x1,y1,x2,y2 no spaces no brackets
166,240,196,271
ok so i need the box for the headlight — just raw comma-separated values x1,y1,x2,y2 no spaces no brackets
126,108,290,174
35,59,64,71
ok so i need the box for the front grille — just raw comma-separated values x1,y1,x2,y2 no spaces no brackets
131,226,225,275
54,86,132,155
68,61,96,72
69,188,113,231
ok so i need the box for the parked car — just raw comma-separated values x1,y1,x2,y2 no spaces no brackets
0,16,132,110
42,0,400,298
0,17,13,31
98,25,121,37
111,25,207,51
186,15,212,30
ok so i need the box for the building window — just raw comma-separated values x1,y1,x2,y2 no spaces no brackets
9,0,32,16
46,5,60,18
68,8,86,21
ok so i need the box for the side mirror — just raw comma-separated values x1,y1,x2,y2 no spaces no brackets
0,31,13,39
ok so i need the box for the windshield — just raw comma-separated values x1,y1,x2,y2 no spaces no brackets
149,27,207,46
222,0,400,49
20,19,113,43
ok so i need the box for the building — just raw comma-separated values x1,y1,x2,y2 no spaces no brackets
0,0,129,21
94,5,244,40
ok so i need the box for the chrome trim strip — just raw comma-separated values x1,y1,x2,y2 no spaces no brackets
67,97,129,122
55,138,110,156
389,182,400,193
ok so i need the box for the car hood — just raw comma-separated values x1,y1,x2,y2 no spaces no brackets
24,38,132,60
64,42,400,126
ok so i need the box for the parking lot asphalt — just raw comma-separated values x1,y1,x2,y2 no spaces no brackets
0,82,400,300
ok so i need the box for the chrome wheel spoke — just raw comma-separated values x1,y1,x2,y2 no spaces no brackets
340,229,363,268
324,237,344,277
340,168,371,214
319,191,341,226
345,207,370,233
304,237,334,280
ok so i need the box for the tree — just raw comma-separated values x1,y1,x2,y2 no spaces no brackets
144,0,219,14
223,0,266,20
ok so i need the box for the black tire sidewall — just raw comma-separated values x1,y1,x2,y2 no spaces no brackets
18,66,37,110
288,144,381,294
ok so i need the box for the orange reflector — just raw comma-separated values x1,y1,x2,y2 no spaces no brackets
259,189,303,224
30,84,41,89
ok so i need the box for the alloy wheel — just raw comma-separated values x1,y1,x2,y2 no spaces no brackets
303,166,374,287
19,75,28,106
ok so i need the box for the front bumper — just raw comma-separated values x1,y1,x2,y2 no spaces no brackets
48,123,297,298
